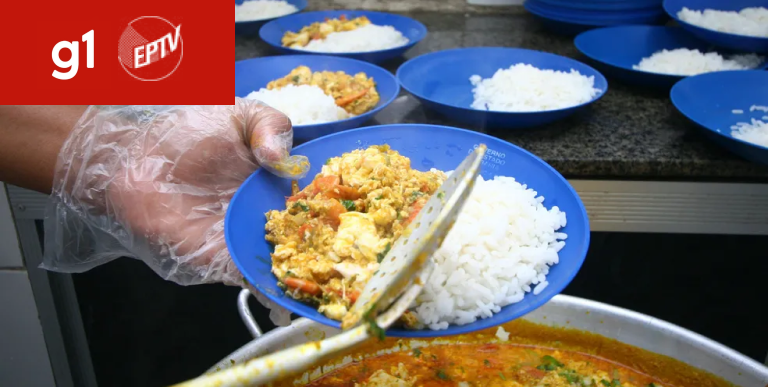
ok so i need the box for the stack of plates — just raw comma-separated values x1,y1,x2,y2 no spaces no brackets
524,0,668,35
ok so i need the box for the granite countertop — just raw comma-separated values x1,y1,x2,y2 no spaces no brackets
236,11,768,181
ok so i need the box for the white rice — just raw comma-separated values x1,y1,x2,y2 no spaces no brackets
298,24,409,53
633,48,763,76
469,64,600,112
235,0,297,22
245,84,349,125
727,105,768,146
731,118,768,147
413,173,567,330
678,7,768,38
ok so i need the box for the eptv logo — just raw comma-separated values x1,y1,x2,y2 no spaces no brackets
118,16,183,81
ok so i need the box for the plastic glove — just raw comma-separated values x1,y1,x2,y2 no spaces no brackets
42,101,309,289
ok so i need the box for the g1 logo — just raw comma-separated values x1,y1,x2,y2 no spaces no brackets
52,30,94,80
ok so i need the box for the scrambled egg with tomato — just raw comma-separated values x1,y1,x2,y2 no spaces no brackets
267,66,379,116
282,15,371,48
265,145,446,322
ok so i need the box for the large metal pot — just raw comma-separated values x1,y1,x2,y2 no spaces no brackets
210,290,768,386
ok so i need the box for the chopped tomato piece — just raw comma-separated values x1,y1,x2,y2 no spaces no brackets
332,289,360,304
313,175,341,194
521,366,546,379
404,202,424,226
335,88,369,107
297,224,312,239
284,277,322,296
287,192,307,203
324,185,361,200
324,200,346,230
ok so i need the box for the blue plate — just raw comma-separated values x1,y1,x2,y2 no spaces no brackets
525,1,667,35
671,71,768,165
396,47,608,129
528,0,665,20
235,0,307,36
664,0,768,53
225,124,591,337
259,10,427,63
575,26,768,88
535,0,662,11
235,55,400,143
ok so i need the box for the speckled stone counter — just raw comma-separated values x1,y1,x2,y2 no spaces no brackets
236,12,768,181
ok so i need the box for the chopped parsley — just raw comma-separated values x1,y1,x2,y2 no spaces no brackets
375,195,383,200
411,191,424,200
437,191,445,199
376,242,392,263
601,380,612,387
341,199,356,211
459,366,465,374
436,370,450,380
484,359,491,367
325,158,331,165
558,371,581,384
647,384,660,387
291,75,300,83
230,359,235,365
537,355,564,371
431,354,438,360
292,202,309,212
412,348,422,358
499,372,507,380
611,379,622,387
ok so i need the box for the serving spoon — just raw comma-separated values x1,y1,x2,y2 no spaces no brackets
171,144,487,387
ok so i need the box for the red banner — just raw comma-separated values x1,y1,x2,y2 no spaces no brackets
3,0,230,104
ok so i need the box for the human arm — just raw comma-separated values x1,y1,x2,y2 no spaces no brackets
0,105,87,193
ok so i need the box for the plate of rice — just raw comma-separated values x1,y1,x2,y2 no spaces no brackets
225,124,590,337
236,55,399,142
259,10,427,63
235,0,306,36
575,25,767,88
664,0,768,53
396,47,608,129
671,70,768,165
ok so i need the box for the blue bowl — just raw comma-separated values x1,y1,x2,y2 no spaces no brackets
225,124,591,337
664,0,768,53
396,47,608,129
259,10,427,63
528,0,665,20
235,0,307,36
525,1,667,35
235,55,400,143
535,0,662,11
671,71,768,165
575,25,768,88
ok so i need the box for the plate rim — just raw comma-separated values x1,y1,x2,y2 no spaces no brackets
225,123,592,337
670,69,768,152
395,46,609,116
234,54,401,130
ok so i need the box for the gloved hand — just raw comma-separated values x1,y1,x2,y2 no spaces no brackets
42,101,309,293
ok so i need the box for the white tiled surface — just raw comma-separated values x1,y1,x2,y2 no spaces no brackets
0,186,23,268
0,270,56,386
